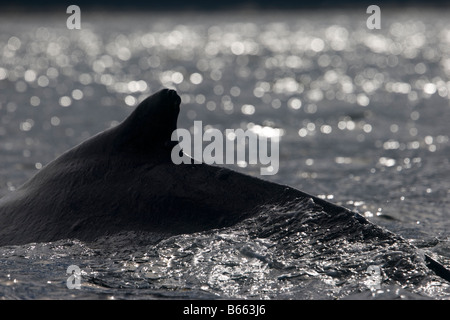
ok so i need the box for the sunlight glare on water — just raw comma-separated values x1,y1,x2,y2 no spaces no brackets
0,9,450,299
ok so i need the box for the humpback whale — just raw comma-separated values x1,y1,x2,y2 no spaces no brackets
0,88,296,245
0,88,449,284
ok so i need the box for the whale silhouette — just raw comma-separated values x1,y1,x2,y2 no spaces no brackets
0,88,449,284
0,89,298,245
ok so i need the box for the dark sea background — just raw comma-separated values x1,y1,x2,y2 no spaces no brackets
0,4,449,299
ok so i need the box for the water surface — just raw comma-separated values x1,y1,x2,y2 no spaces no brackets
0,9,449,299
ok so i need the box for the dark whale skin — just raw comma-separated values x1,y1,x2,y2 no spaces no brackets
2,89,449,285
0,88,344,245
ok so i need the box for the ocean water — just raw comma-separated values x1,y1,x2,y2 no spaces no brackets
0,8,449,299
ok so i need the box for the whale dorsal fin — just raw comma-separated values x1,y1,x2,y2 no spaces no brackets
114,89,181,154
